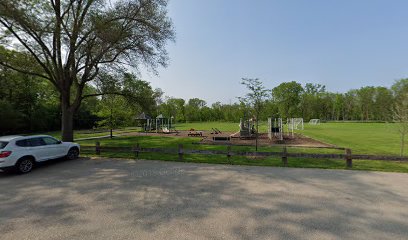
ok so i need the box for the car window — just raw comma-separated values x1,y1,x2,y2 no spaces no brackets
42,137,59,145
0,141,8,149
16,140,30,147
28,138,46,147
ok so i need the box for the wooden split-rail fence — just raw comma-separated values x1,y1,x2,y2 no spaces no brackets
87,142,408,169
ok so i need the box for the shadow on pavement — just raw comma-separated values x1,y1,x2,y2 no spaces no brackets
1,158,407,239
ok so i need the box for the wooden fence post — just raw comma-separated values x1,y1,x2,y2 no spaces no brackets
178,144,184,161
282,146,288,167
345,148,352,168
227,145,232,164
134,143,140,159
96,141,101,155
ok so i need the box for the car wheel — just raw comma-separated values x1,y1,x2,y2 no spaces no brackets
67,148,79,160
16,157,34,174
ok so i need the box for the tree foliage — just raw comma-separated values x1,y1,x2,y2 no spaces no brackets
392,79,408,156
393,95,408,156
272,81,303,119
239,78,270,117
95,72,157,129
0,0,175,141
239,78,269,151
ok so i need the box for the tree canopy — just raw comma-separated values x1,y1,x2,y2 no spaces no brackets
0,0,175,141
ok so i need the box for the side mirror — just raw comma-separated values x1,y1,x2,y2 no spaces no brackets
57,140,62,144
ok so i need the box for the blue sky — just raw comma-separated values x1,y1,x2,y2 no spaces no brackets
143,0,408,104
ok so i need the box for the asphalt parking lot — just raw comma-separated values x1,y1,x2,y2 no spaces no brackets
1,158,408,240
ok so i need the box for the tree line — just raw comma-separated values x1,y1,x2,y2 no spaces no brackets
1,65,408,136
0,67,160,135
159,79,408,123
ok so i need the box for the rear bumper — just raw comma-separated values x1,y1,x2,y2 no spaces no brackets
0,166,15,172
0,159,15,168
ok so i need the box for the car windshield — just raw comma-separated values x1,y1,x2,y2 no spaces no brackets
0,141,8,149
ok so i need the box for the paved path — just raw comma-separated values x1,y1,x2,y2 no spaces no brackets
1,158,408,240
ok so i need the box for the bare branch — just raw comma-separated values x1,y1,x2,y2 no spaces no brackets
81,92,127,100
0,61,51,81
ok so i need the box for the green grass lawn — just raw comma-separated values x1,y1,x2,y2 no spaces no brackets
35,121,408,173
44,127,142,140
78,134,408,173
177,121,407,156
18,121,407,157
300,122,405,156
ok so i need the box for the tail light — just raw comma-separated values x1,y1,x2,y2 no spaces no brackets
0,151,12,158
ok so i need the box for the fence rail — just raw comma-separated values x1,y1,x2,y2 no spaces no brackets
82,142,408,169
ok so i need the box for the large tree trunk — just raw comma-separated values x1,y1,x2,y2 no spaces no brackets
401,133,405,157
61,104,74,142
61,91,75,142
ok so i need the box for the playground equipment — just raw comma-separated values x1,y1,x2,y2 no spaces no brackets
268,117,304,140
268,117,283,141
211,128,222,134
135,112,153,131
162,127,170,134
155,114,173,133
287,118,304,130
309,119,321,125
239,115,256,139
213,136,231,141
188,129,203,137
287,118,304,137
137,113,173,133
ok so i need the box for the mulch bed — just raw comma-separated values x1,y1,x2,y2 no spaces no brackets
122,130,335,148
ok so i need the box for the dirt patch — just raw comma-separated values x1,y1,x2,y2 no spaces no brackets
120,130,335,148
201,132,335,148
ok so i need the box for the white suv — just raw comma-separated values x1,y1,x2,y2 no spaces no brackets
0,135,80,174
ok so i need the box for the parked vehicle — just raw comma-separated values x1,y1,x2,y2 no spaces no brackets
0,135,80,174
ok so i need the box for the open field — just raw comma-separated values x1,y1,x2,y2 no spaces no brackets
78,135,408,173
177,122,407,156
300,122,405,156
42,122,406,157
30,121,408,172
1,159,408,240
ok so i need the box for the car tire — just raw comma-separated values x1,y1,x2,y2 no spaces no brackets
15,157,34,174
66,147,79,160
